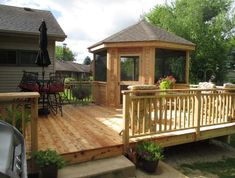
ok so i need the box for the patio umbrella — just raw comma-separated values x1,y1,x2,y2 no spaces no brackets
35,20,51,114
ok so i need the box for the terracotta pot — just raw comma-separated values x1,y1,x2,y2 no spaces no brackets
41,165,58,178
138,157,159,173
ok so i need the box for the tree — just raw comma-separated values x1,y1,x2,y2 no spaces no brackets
55,45,76,61
83,56,91,65
146,0,235,84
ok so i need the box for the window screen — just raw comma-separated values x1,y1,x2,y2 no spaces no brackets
94,51,107,81
120,56,139,81
155,49,186,83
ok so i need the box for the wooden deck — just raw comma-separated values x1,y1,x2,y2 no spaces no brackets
25,102,235,164
27,104,124,163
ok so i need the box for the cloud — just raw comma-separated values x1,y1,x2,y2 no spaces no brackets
0,0,166,63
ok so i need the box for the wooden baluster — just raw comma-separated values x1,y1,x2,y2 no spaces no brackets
183,96,186,129
222,94,226,122
164,97,167,131
208,94,212,124
137,100,140,134
174,97,177,130
159,98,162,132
143,99,146,134
195,91,201,135
179,97,182,129
30,97,38,155
153,98,157,133
192,95,195,127
12,102,16,127
169,97,172,131
205,95,208,125
187,96,190,128
21,103,25,136
123,93,130,152
131,100,134,136
148,98,152,133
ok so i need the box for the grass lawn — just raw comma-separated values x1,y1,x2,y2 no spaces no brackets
230,134,235,147
180,158,235,178
179,135,235,178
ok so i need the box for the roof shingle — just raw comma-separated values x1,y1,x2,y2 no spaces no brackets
55,60,90,73
89,20,195,49
0,4,66,39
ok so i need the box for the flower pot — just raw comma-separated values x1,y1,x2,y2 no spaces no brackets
28,172,39,178
138,157,159,173
41,165,58,178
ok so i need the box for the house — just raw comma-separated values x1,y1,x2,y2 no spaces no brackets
55,60,91,80
88,20,195,106
0,4,66,92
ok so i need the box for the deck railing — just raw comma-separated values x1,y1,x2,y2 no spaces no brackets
0,92,39,156
122,88,235,148
63,81,92,103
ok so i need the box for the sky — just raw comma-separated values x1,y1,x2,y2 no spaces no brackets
0,0,170,63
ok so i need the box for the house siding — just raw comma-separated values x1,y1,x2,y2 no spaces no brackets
0,35,55,92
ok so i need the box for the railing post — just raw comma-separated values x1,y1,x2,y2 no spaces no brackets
123,92,130,152
195,91,201,136
30,97,38,154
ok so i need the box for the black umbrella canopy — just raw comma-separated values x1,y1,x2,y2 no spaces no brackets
35,20,51,67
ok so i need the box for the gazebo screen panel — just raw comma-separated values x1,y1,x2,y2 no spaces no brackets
155,48,186,83
94,50,107,81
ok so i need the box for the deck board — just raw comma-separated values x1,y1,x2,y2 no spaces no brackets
34,104,123,155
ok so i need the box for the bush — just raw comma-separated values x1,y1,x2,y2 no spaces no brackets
33,149,65,169
72,85,91,101
137,141,164,161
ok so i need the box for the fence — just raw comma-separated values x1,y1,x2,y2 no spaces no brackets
62,81,92,104
122,88,235,147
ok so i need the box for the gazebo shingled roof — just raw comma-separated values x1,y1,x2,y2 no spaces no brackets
88,20,195,50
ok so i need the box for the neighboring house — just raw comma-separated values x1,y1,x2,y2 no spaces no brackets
88,20,195,106
55,60,91,80
0,4,66,92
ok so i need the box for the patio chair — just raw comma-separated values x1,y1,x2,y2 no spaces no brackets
47,73,64,116
18,71,39,92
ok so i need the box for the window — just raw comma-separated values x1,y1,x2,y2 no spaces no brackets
19,51,38,65
0,49,38,66
155,49,186,83
0,50,17,65
94,50,107,81
121,56,139,81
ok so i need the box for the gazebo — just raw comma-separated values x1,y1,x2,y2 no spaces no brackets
88,20,195,107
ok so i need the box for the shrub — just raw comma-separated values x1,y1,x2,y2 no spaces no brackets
33,149,66,169
136,141,164,161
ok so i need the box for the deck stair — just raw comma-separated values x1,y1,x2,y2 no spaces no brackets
58,155,135,178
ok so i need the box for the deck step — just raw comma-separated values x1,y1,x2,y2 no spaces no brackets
58,155,135,178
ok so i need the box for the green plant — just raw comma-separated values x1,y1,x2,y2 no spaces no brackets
158,76,176,89
33,149,66,169
0,105,31,133
136,141,164,161
72,84,91,101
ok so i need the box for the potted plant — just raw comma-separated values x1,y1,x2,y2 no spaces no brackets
33,149,66,178
156,76,176,89
136,141,164,173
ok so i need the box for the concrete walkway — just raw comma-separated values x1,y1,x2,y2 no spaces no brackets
136,161,188,178
58,156,187,178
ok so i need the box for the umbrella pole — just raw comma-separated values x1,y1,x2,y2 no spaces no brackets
42,66,45,109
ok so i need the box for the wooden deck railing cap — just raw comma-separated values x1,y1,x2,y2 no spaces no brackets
0,92,40,100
